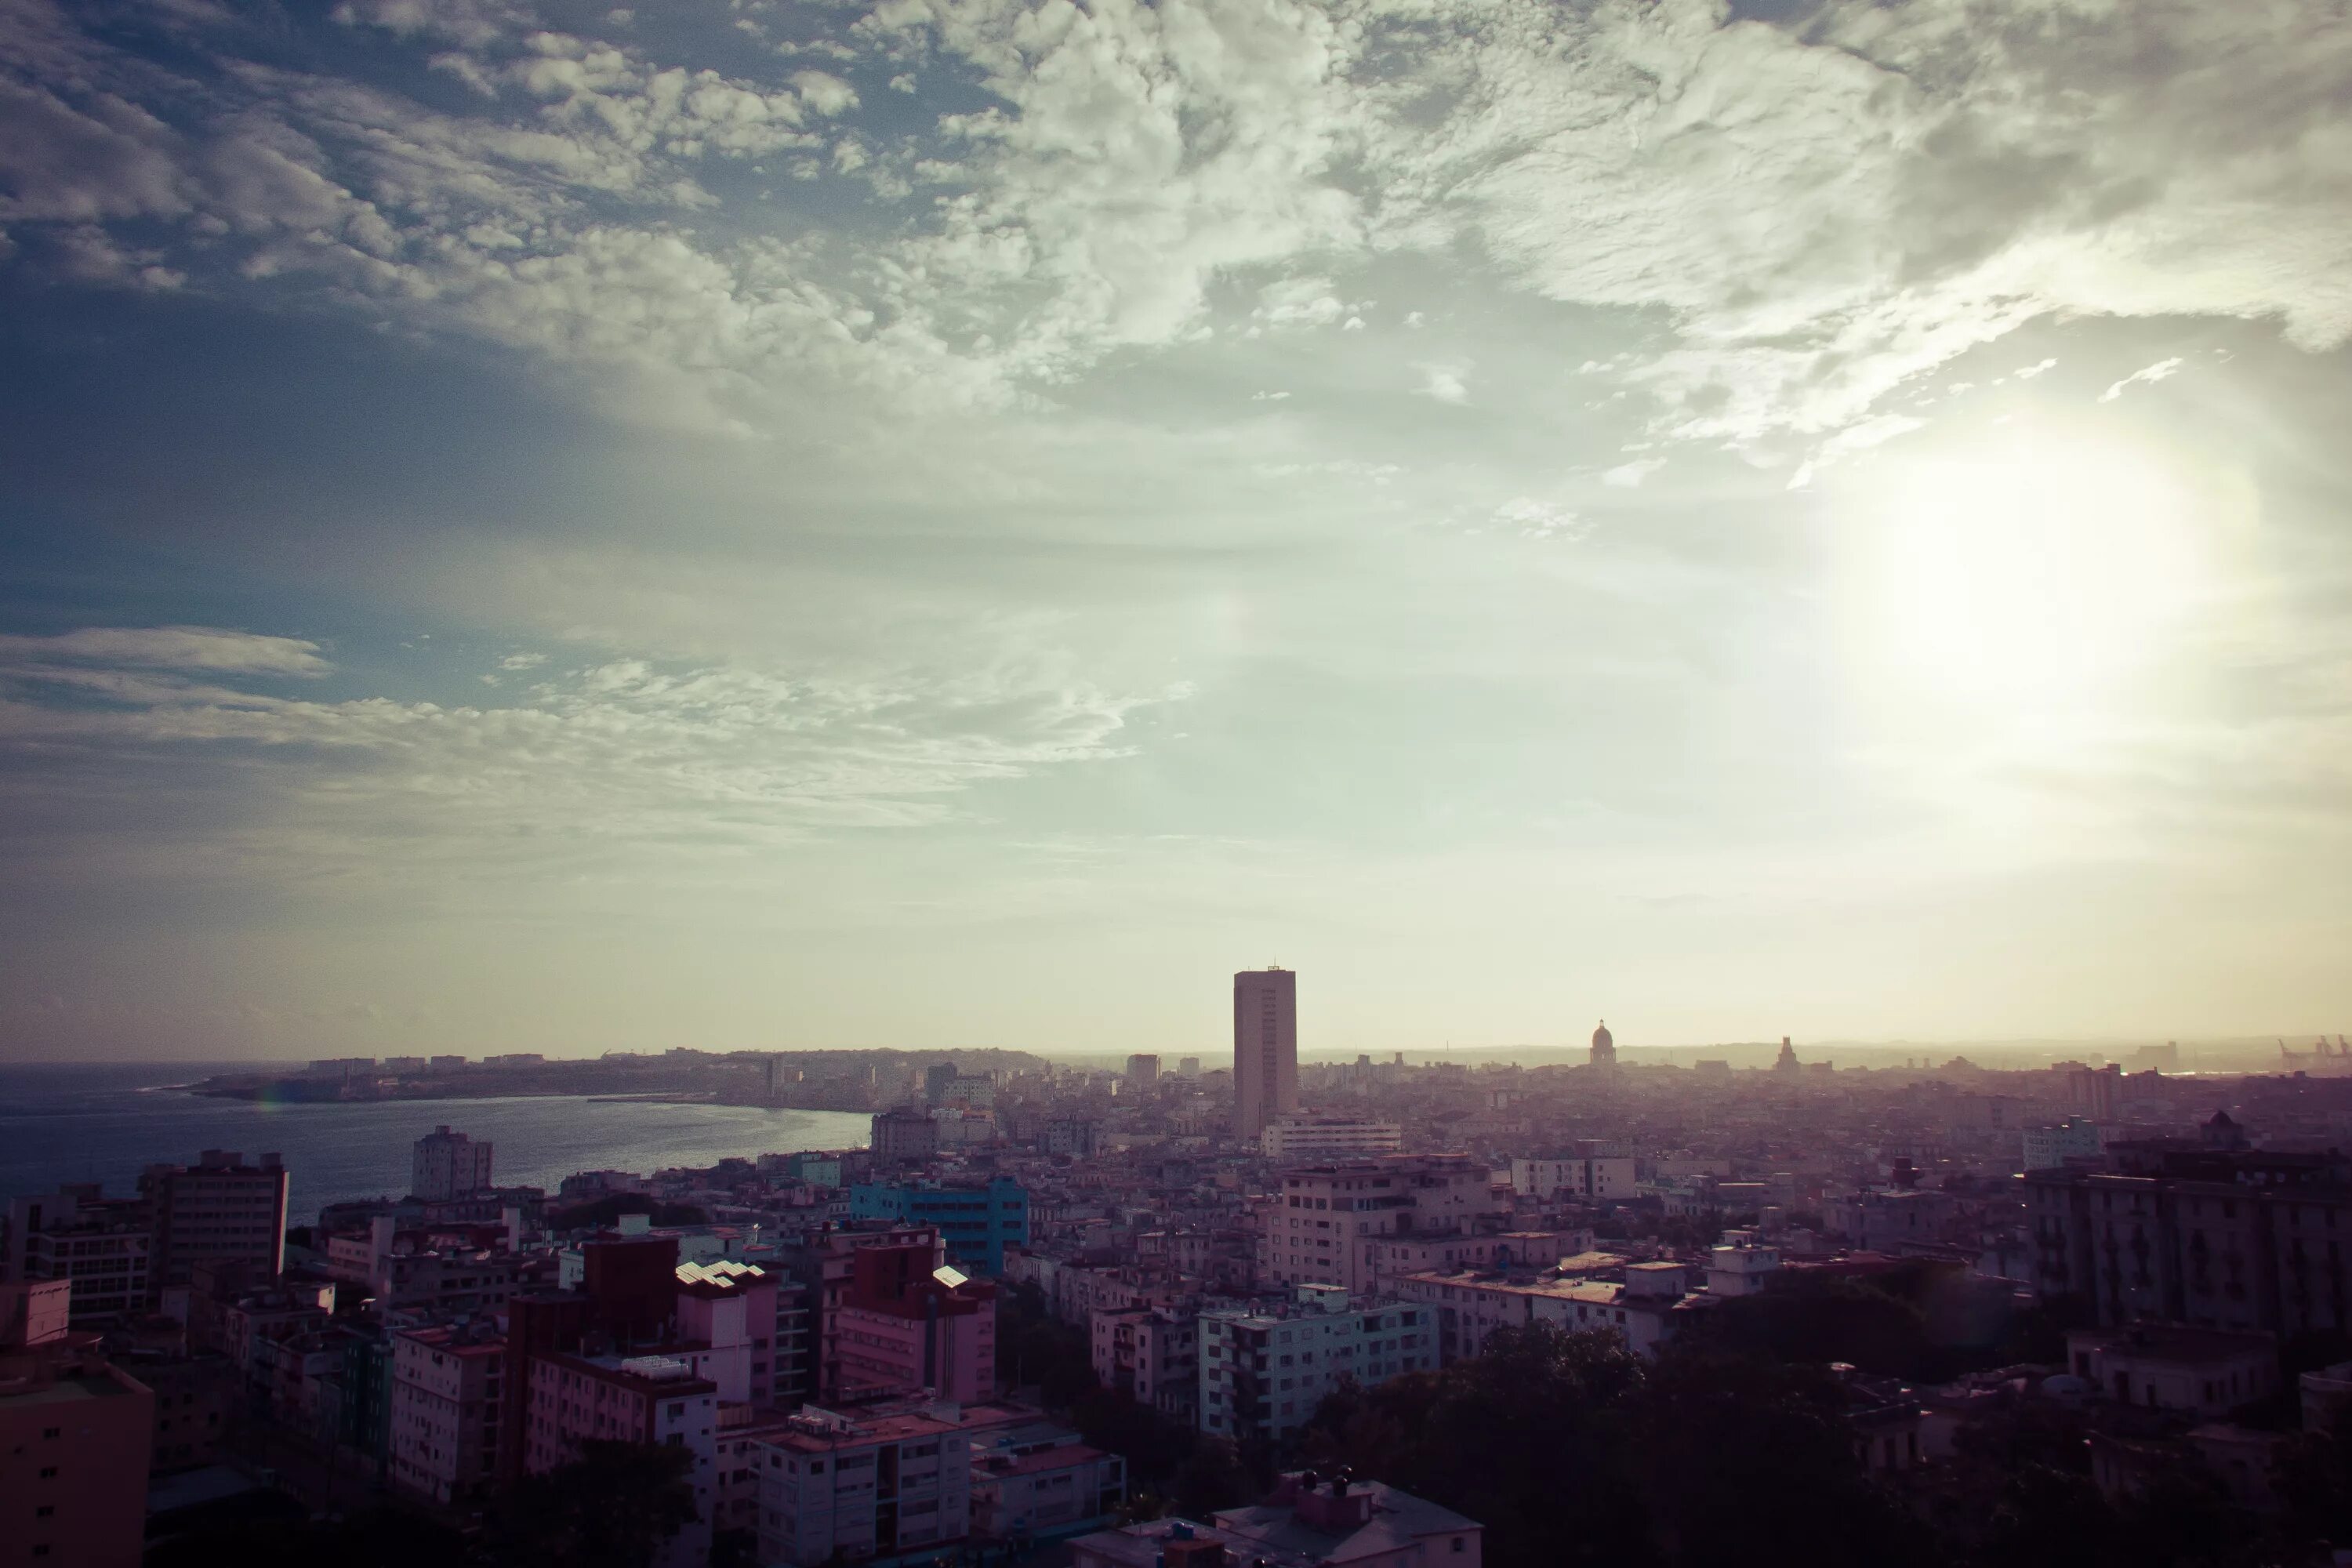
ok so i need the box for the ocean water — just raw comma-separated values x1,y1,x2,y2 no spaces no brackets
0,1062,872,1223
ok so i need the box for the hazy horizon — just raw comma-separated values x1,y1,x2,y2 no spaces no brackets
8,1033,2342,1070
5,0,2350,1062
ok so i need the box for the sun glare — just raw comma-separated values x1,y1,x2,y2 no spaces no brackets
1842,429,2228,713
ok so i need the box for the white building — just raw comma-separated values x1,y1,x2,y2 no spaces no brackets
1390,1261,1694,1362
389,1323,505,1505
412,1126,495,1203
1261,1120,1403,1162
753,1403,972,1566
1199,1287,1434,1443
1260,1156,1506,1295
1704,1241,1780,1298
1509,1152,1637,1204
967,1411,1127,1543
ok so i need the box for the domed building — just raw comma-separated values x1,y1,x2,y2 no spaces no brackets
1590,1020,1616,1069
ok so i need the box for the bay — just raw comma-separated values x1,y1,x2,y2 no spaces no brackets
0,1062,872,1222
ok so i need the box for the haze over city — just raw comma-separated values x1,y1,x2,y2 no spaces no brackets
5,0,2351,1063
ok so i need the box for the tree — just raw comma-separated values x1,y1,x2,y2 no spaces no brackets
474,1440,699,1568
994,1281,1098,1409
1299,1325,1650,1568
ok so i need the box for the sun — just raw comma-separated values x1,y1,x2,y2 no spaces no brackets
1840,426,2227,714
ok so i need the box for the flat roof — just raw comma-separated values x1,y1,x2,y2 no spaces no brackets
0,1370,137,1408
2068,1324,2278,1365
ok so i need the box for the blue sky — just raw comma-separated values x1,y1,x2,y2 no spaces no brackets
4,0,2350,1059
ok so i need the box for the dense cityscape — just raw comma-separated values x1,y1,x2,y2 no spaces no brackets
8,971,2352,1566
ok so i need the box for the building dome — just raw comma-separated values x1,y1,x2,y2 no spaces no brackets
1590,1020,1617,1068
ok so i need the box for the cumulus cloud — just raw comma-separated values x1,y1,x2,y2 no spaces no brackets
1417,363,1468,405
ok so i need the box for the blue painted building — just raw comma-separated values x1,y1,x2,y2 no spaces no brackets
849,1176,1029,1274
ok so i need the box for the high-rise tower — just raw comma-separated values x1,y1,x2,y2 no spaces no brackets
1233,967,1299,1140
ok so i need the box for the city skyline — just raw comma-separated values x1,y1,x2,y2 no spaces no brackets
5,0,2352,1061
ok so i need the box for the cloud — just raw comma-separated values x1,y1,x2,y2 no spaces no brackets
1601,458,1664,488
789,70,858,117
1417,363,1468,405
0,627,1182,866
2100,356,2186,403
4,0,2351,452
0,626,332,677
498,652,547,670
1491,497,1584,539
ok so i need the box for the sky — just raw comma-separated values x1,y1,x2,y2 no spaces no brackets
3,0,2350,1062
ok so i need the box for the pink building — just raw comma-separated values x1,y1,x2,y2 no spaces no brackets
672,1259,781,1407
0,1281,154,1568
797,1224,945,1400
525,1351,718,1568
831,1245,996,1406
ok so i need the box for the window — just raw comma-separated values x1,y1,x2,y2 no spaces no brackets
1453,1539,1466,1554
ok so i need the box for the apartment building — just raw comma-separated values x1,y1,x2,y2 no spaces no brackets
831,1247,996,1405
0,1280,155,1568
848,1178,1029,1275
390,1323,505,1505
524,1352,718,1568
871,1109,942,1166
753,1403,972,1566
412,1126,495,1202
1259,1156,1504,1295
3,1189,152,1323
673,1258,802,1408
1362,1229,1593,1287
1391,1261,1694,1361
138,1151,290,1307
1261,1120,1403,1162
787,1225,946,1401
1090,1306,1200,1425
2028,1145,2352,1335
1199,1287,1434,1443
2020,1116,2107,1172
968,1412,1127,1544
1508,1150,1638,1204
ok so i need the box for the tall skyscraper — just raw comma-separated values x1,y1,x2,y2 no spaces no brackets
1233,967,1298,1140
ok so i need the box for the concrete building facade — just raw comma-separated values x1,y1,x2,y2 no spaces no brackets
1199,1288,1433,1443
412,1126,495,1202
1233,967,1299,1142
1259,1156,1504,1296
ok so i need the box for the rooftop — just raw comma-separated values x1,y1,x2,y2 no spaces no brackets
2068,1324,2279,1366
